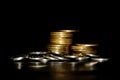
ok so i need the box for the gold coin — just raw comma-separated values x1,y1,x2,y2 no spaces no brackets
58,30,79,32
47,44,69,47
50,32,73,37
75,44,98,46
83,44,98,46
50,41,72,44
50,38,72,42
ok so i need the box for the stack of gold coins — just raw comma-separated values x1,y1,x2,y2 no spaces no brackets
70,44,98,56
50,31,73,44
47,30,78,55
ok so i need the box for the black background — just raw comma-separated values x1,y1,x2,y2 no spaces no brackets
0,4,118,80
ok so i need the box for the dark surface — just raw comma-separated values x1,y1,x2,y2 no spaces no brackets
2,58,115,80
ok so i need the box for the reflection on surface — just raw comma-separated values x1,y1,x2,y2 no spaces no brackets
50,73,96,80
48,62,98,72
13,61,98,72
14,62,23,70
49,62,68,72
9,61,112,80
28,62,47,68
77,62,98,71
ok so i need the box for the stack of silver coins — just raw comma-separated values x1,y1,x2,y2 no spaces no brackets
47,30,78,55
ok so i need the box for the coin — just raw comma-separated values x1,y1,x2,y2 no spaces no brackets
58,30,79,32
50,32,73,37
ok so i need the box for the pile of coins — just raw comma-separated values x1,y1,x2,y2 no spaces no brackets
46,29,99,56
47,30,78,55
10,29,109,70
